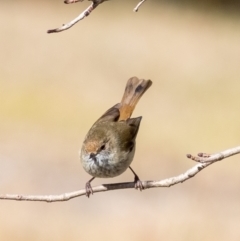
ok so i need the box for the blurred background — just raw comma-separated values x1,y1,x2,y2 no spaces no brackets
1,0,240,240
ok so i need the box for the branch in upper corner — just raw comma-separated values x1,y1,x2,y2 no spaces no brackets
1,145,239,202
47,0,107,34
133,0,147,12
47,0,148,33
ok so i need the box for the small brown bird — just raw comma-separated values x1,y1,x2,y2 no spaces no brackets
80,77,152,197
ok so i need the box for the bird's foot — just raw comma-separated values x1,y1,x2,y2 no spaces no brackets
134,175,144,191
85,181,93,198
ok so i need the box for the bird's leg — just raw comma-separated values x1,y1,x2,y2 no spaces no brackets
85,177,95,197
129,166,144,191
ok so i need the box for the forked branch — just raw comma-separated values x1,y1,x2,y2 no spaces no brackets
1,146,239,202
47,0,148,34
47,0,107,33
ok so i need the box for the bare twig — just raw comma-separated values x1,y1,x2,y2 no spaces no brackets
1,146,239,202
47,0,148,33
186,146,240,163
47,0,107,34
64,0,84,4
133,0,147,12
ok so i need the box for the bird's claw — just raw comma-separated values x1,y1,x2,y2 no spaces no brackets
85,182,93,198
134,175,144,191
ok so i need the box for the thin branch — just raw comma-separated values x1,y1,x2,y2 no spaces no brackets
186,146,240,163
47,0,148,33
47,0,107,34
133,0,147,12
1,146,239,202
64,0,84,4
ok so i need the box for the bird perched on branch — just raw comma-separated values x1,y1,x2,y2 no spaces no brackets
80,77,152,197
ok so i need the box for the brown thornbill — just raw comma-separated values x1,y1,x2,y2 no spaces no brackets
80,77,152,197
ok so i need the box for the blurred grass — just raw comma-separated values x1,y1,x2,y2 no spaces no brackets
0,1,240,241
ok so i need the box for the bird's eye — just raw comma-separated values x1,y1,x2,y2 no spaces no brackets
100,144,106,151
